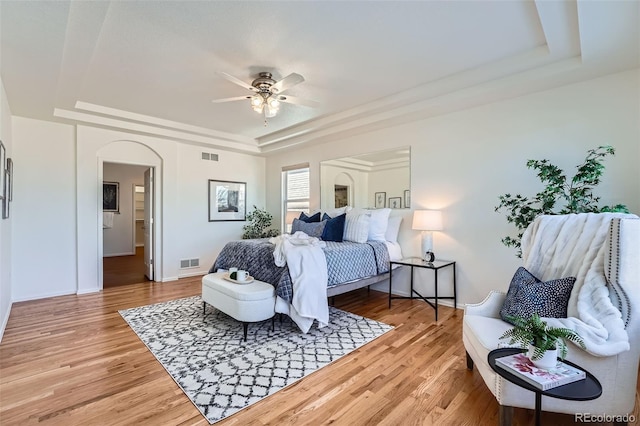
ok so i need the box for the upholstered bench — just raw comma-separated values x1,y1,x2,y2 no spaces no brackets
201,272,276,341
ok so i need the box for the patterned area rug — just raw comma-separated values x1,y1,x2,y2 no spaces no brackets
119,296,393,424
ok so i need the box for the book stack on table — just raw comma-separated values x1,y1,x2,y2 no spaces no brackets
495,352,586,391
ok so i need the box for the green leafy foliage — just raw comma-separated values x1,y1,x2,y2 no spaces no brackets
500,314,586,361
496,146,629,257
242,206,281,239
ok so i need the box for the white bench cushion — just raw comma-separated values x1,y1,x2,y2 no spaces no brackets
202,273,275,301
202,273,276,323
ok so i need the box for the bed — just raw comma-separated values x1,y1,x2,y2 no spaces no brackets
209,208,403,331
210,238,393,303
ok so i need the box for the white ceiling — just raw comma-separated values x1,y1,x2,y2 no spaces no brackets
1,1,638,154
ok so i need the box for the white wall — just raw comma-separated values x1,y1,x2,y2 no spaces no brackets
176,143,266,277
103,163,148,256
9,122,266,300
0,77,13,338
265,69,640,307
12,117,77,302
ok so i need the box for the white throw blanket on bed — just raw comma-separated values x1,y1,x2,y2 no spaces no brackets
270,232,328,333
521,212,636,356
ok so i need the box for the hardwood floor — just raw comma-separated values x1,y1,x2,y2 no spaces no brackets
103,247,151,288
1,279,638,425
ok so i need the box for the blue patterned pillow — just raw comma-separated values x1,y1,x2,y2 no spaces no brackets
500,267,576,324
299,211,321,223
321,213,346,242
291,218,326,238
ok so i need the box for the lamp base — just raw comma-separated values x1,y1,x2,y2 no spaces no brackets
421,231,435,262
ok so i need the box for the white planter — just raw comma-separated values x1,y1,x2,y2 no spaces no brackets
527,344,558,370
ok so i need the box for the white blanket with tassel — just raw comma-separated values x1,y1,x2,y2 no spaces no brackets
270,232,328,333
521,212,637,356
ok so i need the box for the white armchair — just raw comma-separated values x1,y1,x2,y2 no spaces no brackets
463,214,640,425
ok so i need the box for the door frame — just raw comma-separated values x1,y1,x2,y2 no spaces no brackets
133,183,145,249
98,160,160,290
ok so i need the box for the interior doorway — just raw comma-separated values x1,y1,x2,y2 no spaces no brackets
102,162,154,288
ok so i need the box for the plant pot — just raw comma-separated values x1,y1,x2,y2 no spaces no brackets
527,344,558,370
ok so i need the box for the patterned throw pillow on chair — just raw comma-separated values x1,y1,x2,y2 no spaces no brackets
500,267,576,324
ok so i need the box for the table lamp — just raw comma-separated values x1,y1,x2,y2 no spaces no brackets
412,210,443,262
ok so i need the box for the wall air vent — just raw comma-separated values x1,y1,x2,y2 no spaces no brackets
202,152,219,161
180,258,200,269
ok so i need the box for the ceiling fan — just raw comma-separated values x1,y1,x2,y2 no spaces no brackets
212,71,318,120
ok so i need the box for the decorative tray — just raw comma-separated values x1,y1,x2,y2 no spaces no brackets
222,273,254,284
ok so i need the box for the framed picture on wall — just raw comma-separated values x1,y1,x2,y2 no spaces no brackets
374,192,386,209
404,190,411,208
388,197,402,209
103,181,120,212
208,179,246,222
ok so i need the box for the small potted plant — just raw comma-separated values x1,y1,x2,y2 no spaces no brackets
500,314,586,369
242,206,280,239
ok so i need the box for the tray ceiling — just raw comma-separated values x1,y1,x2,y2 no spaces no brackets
1,1,638,154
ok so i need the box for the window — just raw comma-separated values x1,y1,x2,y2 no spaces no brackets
282,164,310,232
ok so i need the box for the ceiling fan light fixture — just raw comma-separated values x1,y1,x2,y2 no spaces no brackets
250,95,263,107
267,97,280,109
263,96,280,118
214,71,314,121
265,106,277,118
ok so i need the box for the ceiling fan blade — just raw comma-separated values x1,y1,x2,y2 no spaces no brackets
211,96,251,103
218,72,257,92
276,95,319,108
271,73,305,94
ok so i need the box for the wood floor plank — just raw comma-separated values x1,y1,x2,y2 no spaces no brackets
1,277,638,425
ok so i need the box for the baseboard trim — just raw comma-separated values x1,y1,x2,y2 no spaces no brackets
103,251,136,258
77,287,101,295
12,289,76,303
0,302,12,343
178,271,208,279
162,276,179,282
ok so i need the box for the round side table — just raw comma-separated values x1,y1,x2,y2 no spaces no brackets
488,348,602,426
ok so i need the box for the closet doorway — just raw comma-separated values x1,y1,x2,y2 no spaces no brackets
102,162,154,288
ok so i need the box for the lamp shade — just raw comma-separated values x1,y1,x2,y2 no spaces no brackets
412,210,443,231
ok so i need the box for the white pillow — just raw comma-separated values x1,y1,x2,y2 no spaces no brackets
344,210,371,243
368,208,391,241
385,215,403,243
325,205,352,218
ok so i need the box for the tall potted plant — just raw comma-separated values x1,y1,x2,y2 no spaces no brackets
500,314,585,369
495,145,628,257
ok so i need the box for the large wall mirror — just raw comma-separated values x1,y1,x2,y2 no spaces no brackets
320,147,411,211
